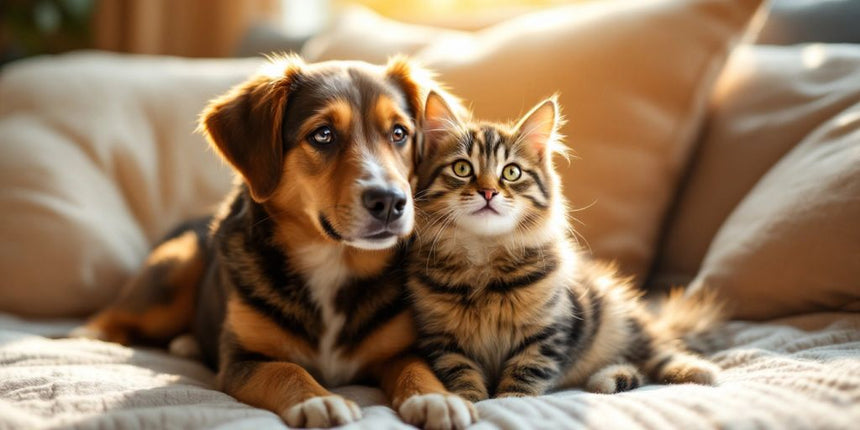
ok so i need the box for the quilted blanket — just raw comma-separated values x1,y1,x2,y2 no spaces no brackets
0,312,857,429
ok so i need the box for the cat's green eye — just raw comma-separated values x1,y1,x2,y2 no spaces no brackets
502,164,522,181
452,160,473,178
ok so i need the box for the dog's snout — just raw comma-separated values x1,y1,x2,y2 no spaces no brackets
362,187,407,222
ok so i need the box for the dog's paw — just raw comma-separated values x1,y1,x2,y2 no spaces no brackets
586,364,643,394
168,334,201,360
660,357,720,385
398,393,478,430
68,324,129,345
281,395,361,428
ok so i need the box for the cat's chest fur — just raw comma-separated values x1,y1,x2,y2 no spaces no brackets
423,243,562,367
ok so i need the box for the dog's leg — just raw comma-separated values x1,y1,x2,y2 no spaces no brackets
376,355,478,430
220,359,361,428
71,225,206,346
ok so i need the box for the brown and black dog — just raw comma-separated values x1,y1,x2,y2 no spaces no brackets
73,55,477,429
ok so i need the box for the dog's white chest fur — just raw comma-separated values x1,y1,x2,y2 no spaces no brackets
293,243,360,386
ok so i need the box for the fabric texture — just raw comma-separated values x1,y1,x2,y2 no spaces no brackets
304,0,766,282
0,52,261,317
686,99,860,320
0,312,857,429
655,44,860,290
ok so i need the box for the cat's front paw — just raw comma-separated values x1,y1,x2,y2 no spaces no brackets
495,391,530,399
586,363,643,394
281,395,361,428
449,385,489,403
398,393,478,430
660,358,720,385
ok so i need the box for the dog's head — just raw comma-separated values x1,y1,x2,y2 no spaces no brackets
201,55,433,250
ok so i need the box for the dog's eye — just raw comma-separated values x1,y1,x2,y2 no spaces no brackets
309,126,335,145
391,125,408,146
452,160,473,178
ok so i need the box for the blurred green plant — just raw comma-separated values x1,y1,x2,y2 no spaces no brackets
1,0,94,66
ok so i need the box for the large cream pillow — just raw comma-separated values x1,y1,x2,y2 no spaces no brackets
687,101,860,320
306,0,765,282
0,52,261,317
302,5,471,64
654,44,860,288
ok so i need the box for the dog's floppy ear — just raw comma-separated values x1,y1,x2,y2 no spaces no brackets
385,55,426,123
385,56,438,168
200,55,304,202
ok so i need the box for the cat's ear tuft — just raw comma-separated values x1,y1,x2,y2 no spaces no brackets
515,96,560,162
422,91,460,160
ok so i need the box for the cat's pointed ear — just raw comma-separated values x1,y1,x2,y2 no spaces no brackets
515,96,560,163
422,91,461,161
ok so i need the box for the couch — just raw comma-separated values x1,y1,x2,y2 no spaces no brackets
0,0,858,428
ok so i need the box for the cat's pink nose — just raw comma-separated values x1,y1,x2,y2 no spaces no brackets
478,188,499,201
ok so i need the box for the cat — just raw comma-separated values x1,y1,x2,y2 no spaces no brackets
406,92,723,401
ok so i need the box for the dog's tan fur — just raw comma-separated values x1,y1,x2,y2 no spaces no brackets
75,55,476,429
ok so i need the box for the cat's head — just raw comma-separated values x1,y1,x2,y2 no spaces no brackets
414,92,564,237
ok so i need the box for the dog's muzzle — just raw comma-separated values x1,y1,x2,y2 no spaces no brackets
362,187,407,223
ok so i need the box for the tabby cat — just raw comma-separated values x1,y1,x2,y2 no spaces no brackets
407,92,722,400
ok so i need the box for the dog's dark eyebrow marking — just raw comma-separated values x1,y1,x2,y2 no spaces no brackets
318,214,343,241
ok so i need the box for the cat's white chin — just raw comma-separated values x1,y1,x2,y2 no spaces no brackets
457,212,519,236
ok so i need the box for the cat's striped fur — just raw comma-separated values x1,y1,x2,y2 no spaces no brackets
407,93,722,400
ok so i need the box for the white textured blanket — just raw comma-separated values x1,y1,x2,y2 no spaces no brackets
0,312,857,429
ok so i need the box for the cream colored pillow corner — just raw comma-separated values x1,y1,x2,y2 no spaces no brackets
688,101,860,320
0,52,260,317
655,44,860,289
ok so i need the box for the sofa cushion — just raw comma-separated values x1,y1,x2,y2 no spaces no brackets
305,0,765,282
0,52,261,317
654,44,860,290
687,100,860,319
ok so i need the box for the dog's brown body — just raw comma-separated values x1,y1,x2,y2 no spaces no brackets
76,56,475,429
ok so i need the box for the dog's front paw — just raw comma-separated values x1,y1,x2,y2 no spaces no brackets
398,393,478,430
68,324,130,345
281,395,361,428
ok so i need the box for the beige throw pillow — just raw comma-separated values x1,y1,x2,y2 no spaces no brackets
302,5,471,64
687,101,860,320
655,44,860,289
0,53,260,317
306,0,765,282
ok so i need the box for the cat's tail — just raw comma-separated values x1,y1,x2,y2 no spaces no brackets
649,287,728,353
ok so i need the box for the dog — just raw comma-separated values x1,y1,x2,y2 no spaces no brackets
73,55,477,429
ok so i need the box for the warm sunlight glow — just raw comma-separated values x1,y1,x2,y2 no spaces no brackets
343,0,590,29
801,44,827,69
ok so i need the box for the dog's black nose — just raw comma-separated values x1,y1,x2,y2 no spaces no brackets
362,187,407,222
